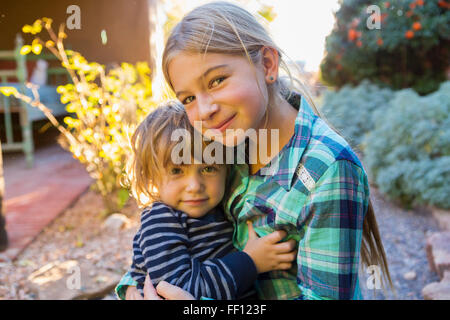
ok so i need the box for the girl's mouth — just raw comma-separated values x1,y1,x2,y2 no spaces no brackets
212,114,236,132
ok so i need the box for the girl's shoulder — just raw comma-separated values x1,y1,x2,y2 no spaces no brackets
286,91,362,170
286,92,366,188
306,116,363,170
292,131,368,198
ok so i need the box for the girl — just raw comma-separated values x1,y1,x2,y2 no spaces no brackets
120,1,393,300
122,100,297,300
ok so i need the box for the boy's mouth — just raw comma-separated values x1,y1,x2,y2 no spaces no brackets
182,198,209,205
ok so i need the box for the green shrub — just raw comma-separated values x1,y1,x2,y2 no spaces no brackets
0,18,157,215
319,80,394,151
364,81,450,209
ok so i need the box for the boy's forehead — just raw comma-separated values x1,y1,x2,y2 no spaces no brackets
166,160,226,167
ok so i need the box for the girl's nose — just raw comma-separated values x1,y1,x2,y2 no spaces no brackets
197,94,219,121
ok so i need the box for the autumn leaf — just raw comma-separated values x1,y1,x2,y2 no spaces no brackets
0,87,19,97
32,43,43,55
22,24,33,33
20,45,31,55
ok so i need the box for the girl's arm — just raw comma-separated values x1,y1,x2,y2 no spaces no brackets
115,230,144,300
295,160,368,300
116,206,297,300
115,271,137,300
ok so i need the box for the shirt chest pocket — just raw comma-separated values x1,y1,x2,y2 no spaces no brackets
246,197,299,241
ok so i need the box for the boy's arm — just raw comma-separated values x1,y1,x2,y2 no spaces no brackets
139,204,257,300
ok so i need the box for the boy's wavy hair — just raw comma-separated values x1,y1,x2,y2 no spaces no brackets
161,1,394,294
124,100,211,207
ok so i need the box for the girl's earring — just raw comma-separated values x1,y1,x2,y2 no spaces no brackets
269,76,274,81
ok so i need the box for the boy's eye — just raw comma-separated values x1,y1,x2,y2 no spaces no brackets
210,77,225,88
182,96,195,105
202,166,218,173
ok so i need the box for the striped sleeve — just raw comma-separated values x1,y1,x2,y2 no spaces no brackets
296,160,368,300
134,204,256,300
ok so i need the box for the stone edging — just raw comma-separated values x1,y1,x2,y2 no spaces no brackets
422,207,450,300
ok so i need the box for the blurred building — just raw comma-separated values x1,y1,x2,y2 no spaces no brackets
0,0,161,164
0,0,157,67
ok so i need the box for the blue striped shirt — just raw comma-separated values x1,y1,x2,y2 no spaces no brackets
129,202,257,300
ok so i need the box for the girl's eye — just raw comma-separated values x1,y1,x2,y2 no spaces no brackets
210,77,225,88
170,167,183,175
182,96,195,105
202,166,218,173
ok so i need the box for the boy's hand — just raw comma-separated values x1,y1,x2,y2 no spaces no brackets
243,221,297,274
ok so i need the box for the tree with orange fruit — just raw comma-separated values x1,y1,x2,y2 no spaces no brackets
321,0,450,95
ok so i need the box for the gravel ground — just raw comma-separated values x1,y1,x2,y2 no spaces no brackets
359,187,441,300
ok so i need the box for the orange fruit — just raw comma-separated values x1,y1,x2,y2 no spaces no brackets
438,0,448,8
405,30,415,39
348,29,357,41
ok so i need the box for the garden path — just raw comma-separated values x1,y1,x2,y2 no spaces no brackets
360,187,441,299
0,143,92,262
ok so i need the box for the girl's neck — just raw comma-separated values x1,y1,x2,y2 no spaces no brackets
249,96,298,175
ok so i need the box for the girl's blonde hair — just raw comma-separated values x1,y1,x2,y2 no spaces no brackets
161,1,394,293
125,100,201,207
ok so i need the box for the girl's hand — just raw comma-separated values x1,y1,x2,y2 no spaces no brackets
126,275,195,300
243,221,297,274
125,285,146,300
155,280,195,300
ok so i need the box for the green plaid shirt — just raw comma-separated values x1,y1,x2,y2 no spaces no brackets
116,94,367,300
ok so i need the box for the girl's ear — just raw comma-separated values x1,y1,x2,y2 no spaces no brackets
260,46,279,84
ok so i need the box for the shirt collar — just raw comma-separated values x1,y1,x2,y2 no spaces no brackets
266,94,318,191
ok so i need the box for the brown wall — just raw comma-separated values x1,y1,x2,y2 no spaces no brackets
0,0,151,65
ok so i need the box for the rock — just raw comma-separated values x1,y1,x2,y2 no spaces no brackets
425,231,450,279
422,271,450,300
101,214,130,232
431,207,450,231
403,271,417,281
27,259,121,300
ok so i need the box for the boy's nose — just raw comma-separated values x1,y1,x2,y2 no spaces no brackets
185,175,204,193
